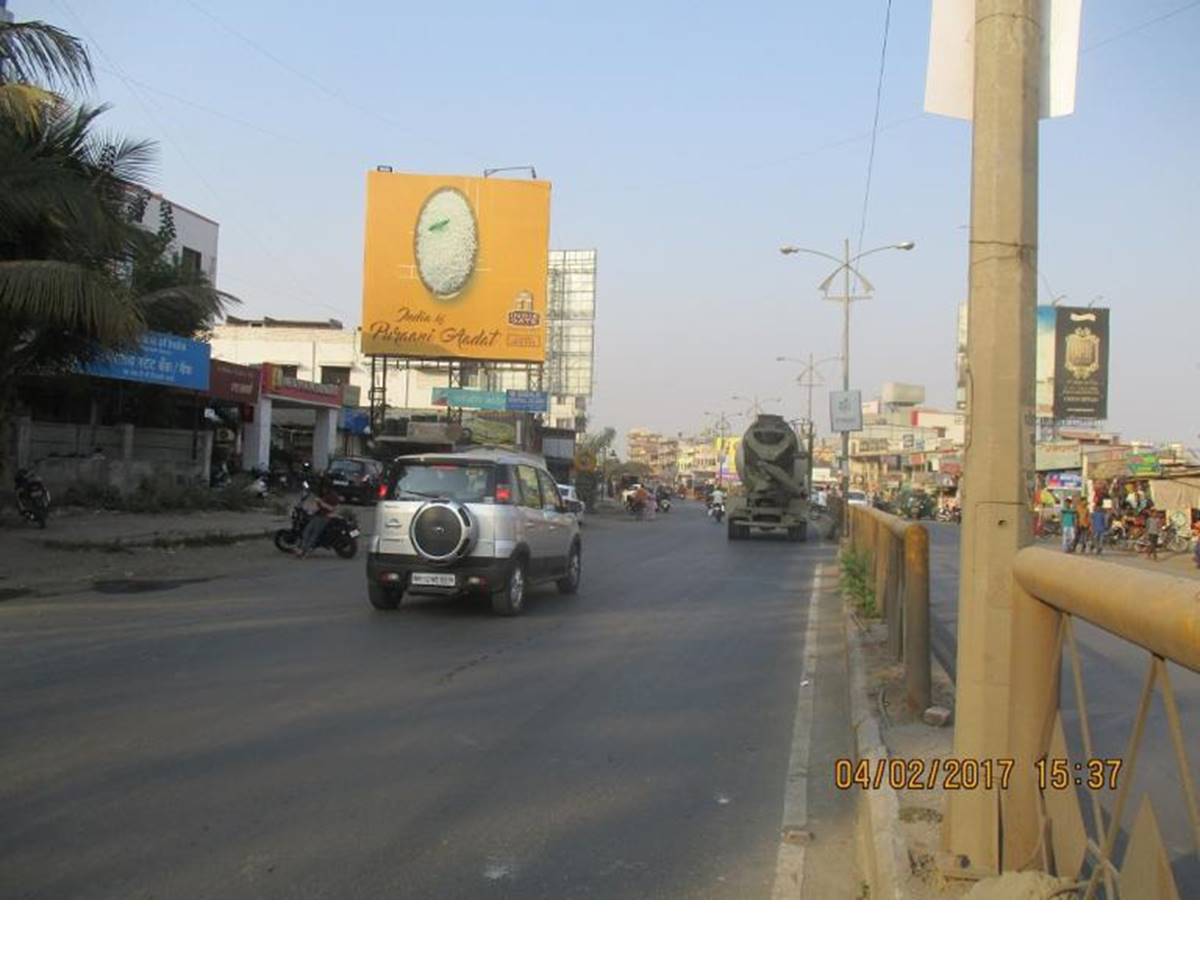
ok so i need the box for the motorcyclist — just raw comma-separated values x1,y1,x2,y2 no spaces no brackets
708,486,726,517
296,480,340,558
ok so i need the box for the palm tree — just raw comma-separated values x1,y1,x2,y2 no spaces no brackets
0,18,92,129
0,101,153,380
0,17,235,467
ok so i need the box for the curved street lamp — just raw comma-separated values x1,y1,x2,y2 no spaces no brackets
731,394,781,418
779,239,915,531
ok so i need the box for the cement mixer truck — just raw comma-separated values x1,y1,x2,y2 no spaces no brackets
727,414,809,542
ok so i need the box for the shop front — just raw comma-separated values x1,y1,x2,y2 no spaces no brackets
242,363,346,472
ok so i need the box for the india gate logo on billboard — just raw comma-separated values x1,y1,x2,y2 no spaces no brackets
1053,307,1109,420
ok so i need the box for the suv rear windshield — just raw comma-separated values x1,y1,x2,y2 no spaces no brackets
388,462,498,503
329,459,369,476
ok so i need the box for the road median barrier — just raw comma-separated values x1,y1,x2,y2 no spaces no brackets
847,505,932,713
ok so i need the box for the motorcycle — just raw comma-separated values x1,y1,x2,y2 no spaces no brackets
14,468,50,528
273,486,359,559
709,501,725,524
656,494,672,513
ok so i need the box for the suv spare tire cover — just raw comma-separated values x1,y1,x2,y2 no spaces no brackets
410,501,475,562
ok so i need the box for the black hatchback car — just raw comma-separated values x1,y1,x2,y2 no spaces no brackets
324,457,385,504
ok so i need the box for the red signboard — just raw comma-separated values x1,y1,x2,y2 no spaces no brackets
260,362,343,408
209,359,261,403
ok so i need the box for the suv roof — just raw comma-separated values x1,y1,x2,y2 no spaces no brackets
393,447,549,470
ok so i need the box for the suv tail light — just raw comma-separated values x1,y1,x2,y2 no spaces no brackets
495,483,513,504
377,482,389,500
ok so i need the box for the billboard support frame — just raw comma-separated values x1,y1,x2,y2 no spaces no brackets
365,353,543,442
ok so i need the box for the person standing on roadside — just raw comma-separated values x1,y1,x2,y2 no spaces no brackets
1061,497,1078,553
1074,497,1091,553
1145,509,1163,561
1090,499,1108,555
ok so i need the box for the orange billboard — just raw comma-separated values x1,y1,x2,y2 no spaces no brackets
360,171,551,363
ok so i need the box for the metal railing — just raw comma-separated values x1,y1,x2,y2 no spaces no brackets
846,504,932,712
1005,549,1200,898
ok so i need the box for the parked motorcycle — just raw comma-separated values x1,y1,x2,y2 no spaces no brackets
273,486,359,559
14,468,50,528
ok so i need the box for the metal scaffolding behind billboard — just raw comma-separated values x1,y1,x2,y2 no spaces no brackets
546,250,596,400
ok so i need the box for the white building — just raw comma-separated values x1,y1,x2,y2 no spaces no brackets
209,316,450,408
129,190,220,282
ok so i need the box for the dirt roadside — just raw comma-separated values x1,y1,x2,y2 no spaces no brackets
0,502,369,601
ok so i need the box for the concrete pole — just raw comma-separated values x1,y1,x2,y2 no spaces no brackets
312,407,338,472
943,0,1041,873
242,396,273,472
1004,581,1062,869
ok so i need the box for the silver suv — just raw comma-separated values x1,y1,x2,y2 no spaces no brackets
366,448,582,616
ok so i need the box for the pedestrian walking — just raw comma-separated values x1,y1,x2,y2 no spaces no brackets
1060,497,1078,553
1144,509,1163,561
1090,500,1108,555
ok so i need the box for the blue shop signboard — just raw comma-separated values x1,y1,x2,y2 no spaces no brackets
505,390,548,413
340,408,371,435
85,333,210,390
431,387,508,411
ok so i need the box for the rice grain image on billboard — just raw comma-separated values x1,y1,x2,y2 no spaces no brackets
360,171,551,363
414,187,477,298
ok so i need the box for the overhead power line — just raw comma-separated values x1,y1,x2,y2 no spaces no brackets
56,0,354,319
1083,0,1200,52
852,0,894,290
182,0,488,165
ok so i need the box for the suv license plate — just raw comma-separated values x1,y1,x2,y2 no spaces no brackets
411,572,456,588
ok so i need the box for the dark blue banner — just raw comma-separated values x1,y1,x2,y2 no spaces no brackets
505,389,548,413
84,333,211,390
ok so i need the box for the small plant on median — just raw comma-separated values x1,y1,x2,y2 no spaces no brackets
840,548,879,619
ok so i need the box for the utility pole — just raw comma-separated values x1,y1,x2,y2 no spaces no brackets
943,0,1041,873
841,237,852,530
780,240,911,534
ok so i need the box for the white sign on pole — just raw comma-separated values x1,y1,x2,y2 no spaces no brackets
924,0,1082,120
830,390,864,433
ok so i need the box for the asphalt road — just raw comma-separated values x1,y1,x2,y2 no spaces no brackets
0,501,835,898
924,522,1200,895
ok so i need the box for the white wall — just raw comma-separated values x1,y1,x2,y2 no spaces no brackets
207,324,448,410
135,193,220,283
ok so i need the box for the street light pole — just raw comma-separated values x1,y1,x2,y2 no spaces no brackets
841,237,851,526
777,353,841,502
731,394,781,418
704,410,734,486
780,238,914,534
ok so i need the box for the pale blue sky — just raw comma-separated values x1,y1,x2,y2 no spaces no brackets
21,0,1200,447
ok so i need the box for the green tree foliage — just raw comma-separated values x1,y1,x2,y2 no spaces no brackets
571,426,617,509
0,17,237,463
